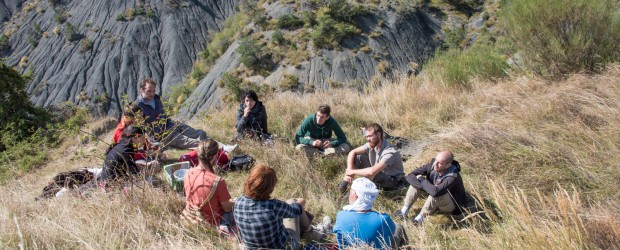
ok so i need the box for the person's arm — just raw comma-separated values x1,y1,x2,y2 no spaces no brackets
411,160,433,176
260,105,268,134
217,180,234,212
419,173,461,197
235,104,246,131
294,116,313,145
330,119,347,147
346,158,387,178
274,199,303,218
343,145,368,182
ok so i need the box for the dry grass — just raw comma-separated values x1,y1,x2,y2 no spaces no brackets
2,65,620,249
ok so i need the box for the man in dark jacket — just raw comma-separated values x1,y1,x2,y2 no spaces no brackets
136,78,236,152
394,151,467,224
294,105,350,156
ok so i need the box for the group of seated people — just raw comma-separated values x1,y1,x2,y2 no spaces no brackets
98,78,468,249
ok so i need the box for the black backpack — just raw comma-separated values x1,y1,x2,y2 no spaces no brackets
37,169,95,200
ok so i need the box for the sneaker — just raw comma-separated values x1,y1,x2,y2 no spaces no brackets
222,144,238,153
321,216,332,233
411,217,423,226
391,210,407,220
337,181,348,194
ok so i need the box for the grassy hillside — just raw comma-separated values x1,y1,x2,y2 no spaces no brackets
1,65,619,248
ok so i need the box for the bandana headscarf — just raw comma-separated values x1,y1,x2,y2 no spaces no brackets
342,178,379,211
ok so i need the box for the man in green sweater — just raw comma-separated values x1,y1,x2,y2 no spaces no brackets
295,105,350,157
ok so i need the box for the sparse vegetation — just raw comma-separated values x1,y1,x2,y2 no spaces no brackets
278,74,299,91
500,0,620,78
80,38,93,52
277,13,304,29
64,23,82,42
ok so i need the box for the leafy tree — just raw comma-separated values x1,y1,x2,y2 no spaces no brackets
0,63,51,151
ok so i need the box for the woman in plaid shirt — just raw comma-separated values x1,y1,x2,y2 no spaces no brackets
234,164,312,249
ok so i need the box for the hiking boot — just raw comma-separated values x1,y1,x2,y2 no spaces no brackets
337,181,348,194
222,144,238,153
391,210,407,220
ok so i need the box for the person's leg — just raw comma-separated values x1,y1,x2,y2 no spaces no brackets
354,152,372,169
176,123,208,141
323,143,351,156
424,192,457,215
283,199,302,248
400,186,426,216
162,128,201,149
295,144,320,157
370,172,401,190
390,223,408,249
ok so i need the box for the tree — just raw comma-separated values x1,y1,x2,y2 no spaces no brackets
0,63,51,151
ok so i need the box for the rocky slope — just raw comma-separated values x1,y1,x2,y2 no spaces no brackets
1,0,236,116
2,0,442,118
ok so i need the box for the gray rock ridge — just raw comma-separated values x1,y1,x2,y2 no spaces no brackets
0,0,27,22
1,0,236,117
180,8,441,117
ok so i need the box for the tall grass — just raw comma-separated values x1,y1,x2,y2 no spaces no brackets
500,0,620,78
2,66,620,248
423,45,508,88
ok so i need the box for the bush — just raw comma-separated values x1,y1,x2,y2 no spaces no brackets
277,14,304,29
115,13,126,21
217,73,271,103
278,74,299,91
64,23,82,42
311,7,360,49
424,45,508,88
501,0,620,78
0,34,9,53
271,30,286,45
80,38,93,52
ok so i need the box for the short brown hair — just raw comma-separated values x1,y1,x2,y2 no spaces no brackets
317,104,331,116
243,163,277,200
366,123,384,139
140,78,157,89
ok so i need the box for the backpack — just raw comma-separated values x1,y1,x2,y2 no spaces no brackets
225,154,255,172
37,169,95,200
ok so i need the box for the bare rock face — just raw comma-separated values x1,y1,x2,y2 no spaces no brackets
180,8,441,117
0,0,27,22
0,0,236,117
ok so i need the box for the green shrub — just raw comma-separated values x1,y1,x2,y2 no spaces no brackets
271,30,286,45
217,73,272,104
0,34,9,53
277,14,304,29
501,0,620,78
80,38,93,52
424,45,508,88
237,36,263,67
116,13,126,21
190,68,205,80
53,9,67,24
444,0,484,15
443,25,465,50
64,23,82,42
278,74,299,90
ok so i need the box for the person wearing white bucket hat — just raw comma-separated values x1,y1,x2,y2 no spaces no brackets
332,178,408,249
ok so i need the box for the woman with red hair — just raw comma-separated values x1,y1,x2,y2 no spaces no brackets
234,164,314,249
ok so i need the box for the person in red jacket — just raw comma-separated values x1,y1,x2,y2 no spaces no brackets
112,103,142,144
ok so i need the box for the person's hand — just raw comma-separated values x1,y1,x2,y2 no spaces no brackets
295,198,306,207
243,105,251,117
322,140,332,148
312,140,322,148
343,175,353,183
416,174,425,180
